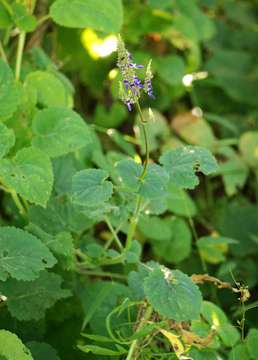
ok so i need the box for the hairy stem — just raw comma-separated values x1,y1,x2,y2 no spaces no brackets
104,215,123,251
15,31,26,81
125,101,149,249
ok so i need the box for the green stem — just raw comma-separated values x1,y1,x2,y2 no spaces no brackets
125,101,149,250
15,31,26,81
77,268,127,280
104,215,123,251
126,305,153,360
10,191,27,216
0,40,8,63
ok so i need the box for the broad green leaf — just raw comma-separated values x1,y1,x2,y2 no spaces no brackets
0,226,56,281
0,147,53,207
144,267,202,321
150,217,192,263
239,131,258,168
0,4,13,28
0,271,71,320
12,3,37,32
155,55,185,86
166,183,197,217
25,71,71,108
26,342,60,360
94,103,127,128
197,236,237,264
32,108,92,158
28,197,94,235
0,330,33,360
246,329,258,359
116,159,169,199
160,146,219,189
50,0,123,33
189,349,217,360
0,122,15,159
72,169,113,207
201,301,240,347
0,59,20,121
229,344,250,360
138,216,172,241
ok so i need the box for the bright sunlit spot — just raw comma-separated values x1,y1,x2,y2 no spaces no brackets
81,29,117,60
108,68,118,80
182,71,208,87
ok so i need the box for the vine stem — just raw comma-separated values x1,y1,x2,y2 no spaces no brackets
126,305,153,360
125,101,149,250
104,215,123,251
76,268,127,281
0,40,8,63
15,31,26,81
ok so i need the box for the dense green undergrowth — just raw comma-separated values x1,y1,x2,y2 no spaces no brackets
0,0,258,359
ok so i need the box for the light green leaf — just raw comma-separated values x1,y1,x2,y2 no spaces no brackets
156,55,185,86
26,342,60,360
197,236,237,264
246,329,258,359
32,108,92,158
50,0,123,33
12,3,37,32
229,344,250,360
150,217,192,263
144,267,202,321
0,226,56,281
138,215,172,241
0,330,33,360
0,122,15,159
0,147,53,207
160,146,219,189
0,59,20,121
72,169,113,207
239,131,258,168
25,71,71,108
0,271,71,321
166,183,197,216
0,4,13,28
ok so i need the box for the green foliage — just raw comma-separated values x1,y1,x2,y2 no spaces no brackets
0,330,33,360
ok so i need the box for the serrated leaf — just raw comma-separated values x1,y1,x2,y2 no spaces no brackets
116,159,141,191
0,59,20,121
0,271,71,320
25,71,71,108
0,122,15,159
166,183,197,216
160,146,219,189
32,108,92,158
72,169,113,207
144,267,202,321
0,330,33,360
50,0,123,33
26,342,60,360
0,147,53,207
0,226,56,281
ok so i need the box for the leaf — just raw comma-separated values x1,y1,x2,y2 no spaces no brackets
78,344,127,356
0,59,20,121
160,145,219,189
150,217,192,263
0,271,71,321
138,215,172,241
166,183,197,217
144,267,202,321
0,226,56,281
156,55,185,86
197,236,237,264
50,0,123,33
12,3,37,32
0,147,53,207
72,169,113,208
229,344,250,360
0,330,33,360
0,4,13,28
116,159,142,191
159,329,185,359
239,131,258,169
32,108,92,158
25,71,72,108
246,329,258,359
0,122,15,159
26,342,60,360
